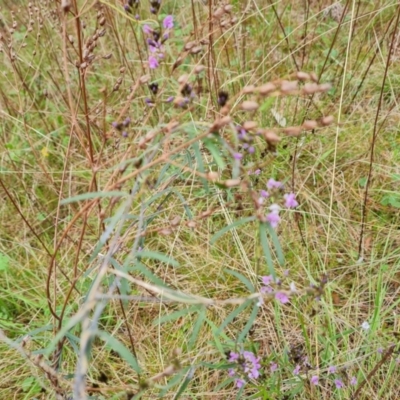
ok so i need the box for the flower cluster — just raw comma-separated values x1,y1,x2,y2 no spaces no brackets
124,0,139,16
259,275,294,305
112,117,131,137
309,365,357,390
228,350,262,388
143,15,174,70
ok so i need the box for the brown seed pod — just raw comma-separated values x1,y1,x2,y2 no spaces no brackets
302,120,318,131
241,100,259,111
282,126,302,136
258,82,276,95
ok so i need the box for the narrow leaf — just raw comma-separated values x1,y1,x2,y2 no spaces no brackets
97,330,141,373
225,268,255,292
137,251,179,267
217,301,251,336
237,301,259,343
210,216,256,244
265,223,284,266
259,222,276,278
61,191,127,205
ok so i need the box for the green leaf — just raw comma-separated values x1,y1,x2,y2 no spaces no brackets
97,330,141,373
0,253,10,272
237,301,259,343
203,138,226,170
130,261,170,288
61,191,127,205
153,305,198,326
265,223,284,266
259,222,276,279
173,368,194,399
210,216,256,244
188,307,206,350
224,268,254,292
137,250,179,267
217,300,252,336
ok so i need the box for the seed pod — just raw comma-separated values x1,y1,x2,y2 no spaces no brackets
213,7,224,19
241,100,259,111
139,74,151,84
99,16,106,26
320,115,334,126
190,46,203,54
302,83,319,94
302,120,318,130
263,130,281,144
177,74,189,85
224,179,241,188
207,171,219,182
283,126,302,136
243,121,257,131
295,71,310,81
194,65,205,74
258,82,276,95
318,83,332,92
280,80,298,94
242,85,256,94
184,41,196,50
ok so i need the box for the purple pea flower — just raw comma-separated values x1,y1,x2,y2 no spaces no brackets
234,153,243,160
260,190,269,198
270,362,278,373
350,376,357,386
229,352,239,362
143,24,152,34
284,192,299,208
310,375,319,385
236,378,246,388
334,379,344,389
266,211,280,228
328,365,337,374
267,178,283,190
254,169,261,175
163,15,174,29
248,146,255,154
148,56,159,69
275,292,289,304
293,364,301,375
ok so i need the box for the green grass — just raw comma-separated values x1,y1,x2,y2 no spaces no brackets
1,0,400,399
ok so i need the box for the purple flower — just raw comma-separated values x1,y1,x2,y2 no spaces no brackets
328,365,337,374
122,131,128,137
228,368,235,377
350,376,357,386
270,362,278,373
242,143,249,149
310,375,319,385
266,211,280,228
166,96,174,103
267,178,283,190
262,275,273,285
163,15,174,29
334,379,344,389
275,292,289,304
284,192,299,208
148,56,159,69
254,169,261,175
293,365,301,375
260,190,269,198
234,153,243,160
235,378,246,388
229,352,239,362
143,24,152,34
248,146,255,154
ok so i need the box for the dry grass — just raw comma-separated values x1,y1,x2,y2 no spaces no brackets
1,0,400,399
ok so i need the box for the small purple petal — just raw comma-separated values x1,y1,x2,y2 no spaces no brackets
163,15,174,29
284,192,299,208
236,378,246,388
266,211,280,228
234,152,243,160
310,375,319,385
148,56,159,69
350,376,357,386
254,169,261,175
143,24,152,34
275,291,289,304
260,190,269,198
262,275,273,285
293,365,301,375
334,379,344,389
248,146,255,154
270,362,278,373
229,352,239,362
267,178,283,190
328,365,337,374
